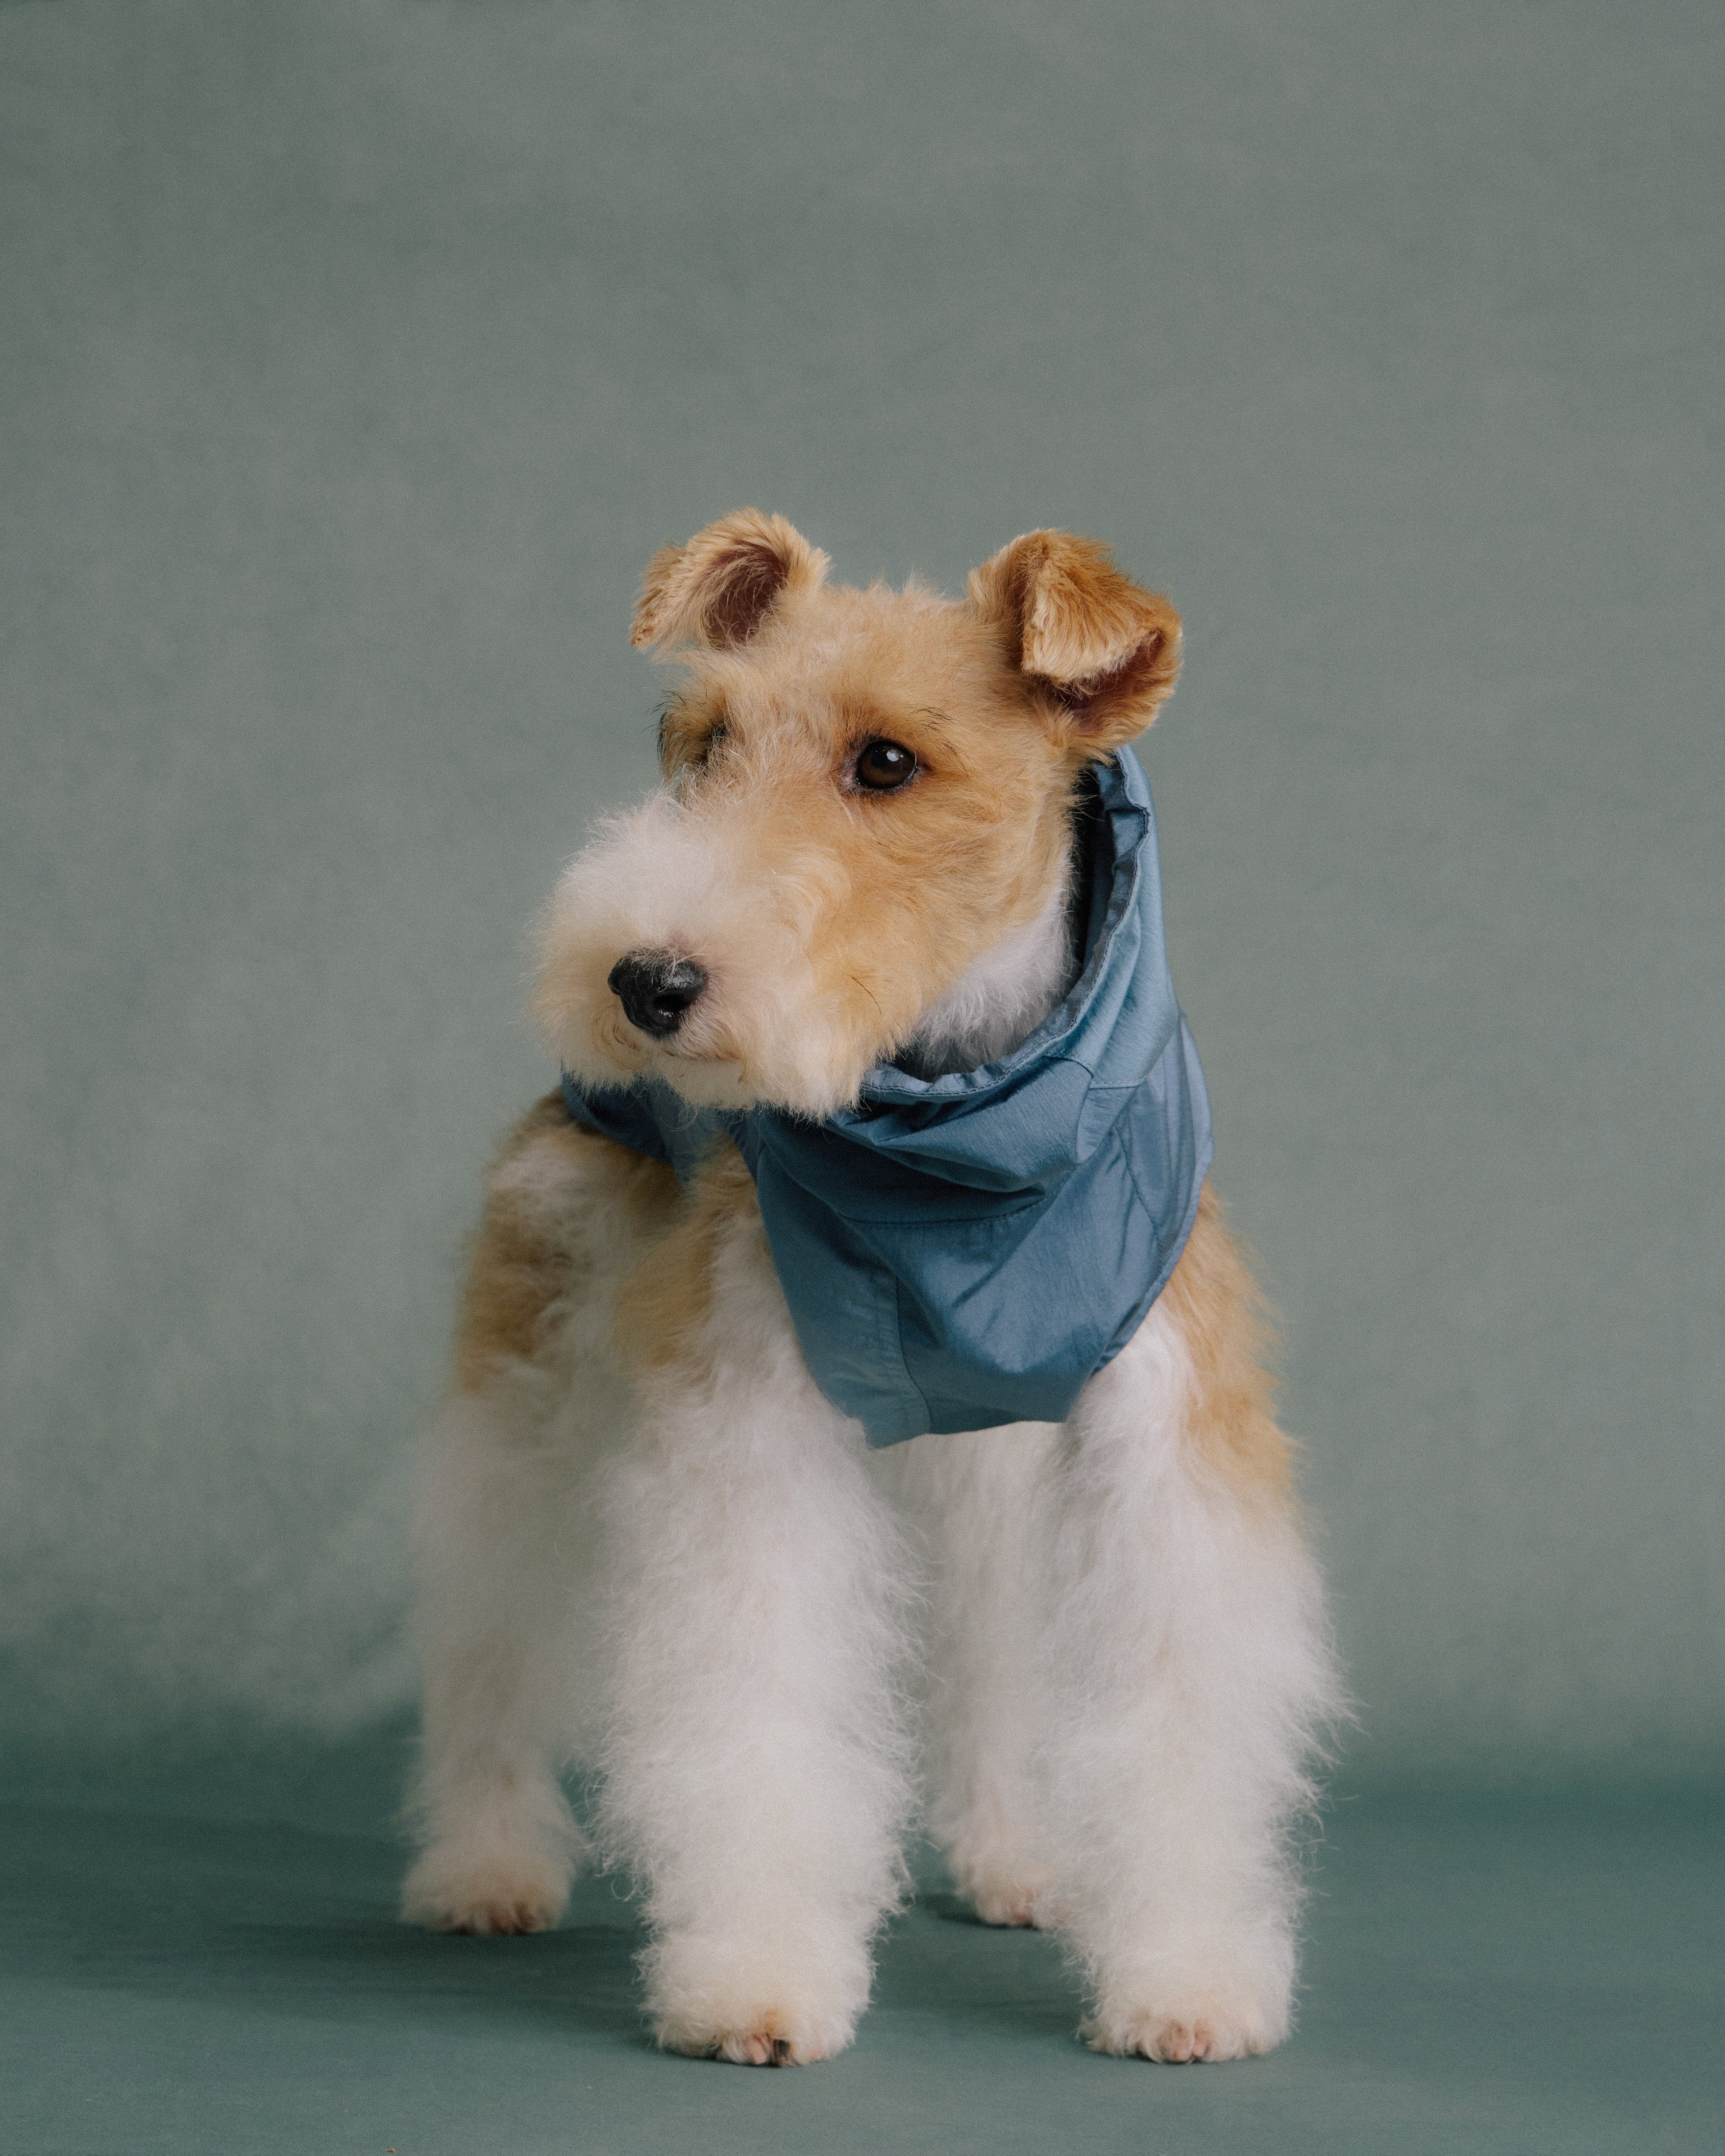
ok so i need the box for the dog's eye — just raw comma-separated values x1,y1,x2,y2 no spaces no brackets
855,739,917,792
697,720,728,766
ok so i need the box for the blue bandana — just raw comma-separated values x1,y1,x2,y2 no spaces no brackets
562,745,1212,1447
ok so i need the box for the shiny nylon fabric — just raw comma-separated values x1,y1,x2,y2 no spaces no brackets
561,746,1213,1446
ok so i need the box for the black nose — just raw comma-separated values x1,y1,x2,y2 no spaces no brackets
607,950,709,1038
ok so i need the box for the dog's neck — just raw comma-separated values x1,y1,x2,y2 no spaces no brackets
894,850,1080,1080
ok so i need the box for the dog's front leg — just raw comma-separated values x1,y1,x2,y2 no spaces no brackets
887,1425,1061,1928
400,1106,666,1937
1037,1275,1342,2063
596,1163,914,2065
400,1373,592,1935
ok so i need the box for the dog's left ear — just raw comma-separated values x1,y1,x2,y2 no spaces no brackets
631,509,830,651
969,530,1182,751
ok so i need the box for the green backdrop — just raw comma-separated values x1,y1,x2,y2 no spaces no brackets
2,4,1721,2151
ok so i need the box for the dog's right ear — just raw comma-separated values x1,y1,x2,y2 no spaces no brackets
631,510,830,651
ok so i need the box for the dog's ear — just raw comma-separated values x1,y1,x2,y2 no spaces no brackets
969,531,1182,750
631,510,830,651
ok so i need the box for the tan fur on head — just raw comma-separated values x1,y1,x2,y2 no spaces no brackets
537,515,1183,1117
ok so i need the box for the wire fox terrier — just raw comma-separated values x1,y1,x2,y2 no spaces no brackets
401,512,1341,2066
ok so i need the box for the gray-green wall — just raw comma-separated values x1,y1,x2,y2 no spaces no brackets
3,0,1721,1799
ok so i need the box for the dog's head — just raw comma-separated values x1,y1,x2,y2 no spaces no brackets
534,511,1181,1116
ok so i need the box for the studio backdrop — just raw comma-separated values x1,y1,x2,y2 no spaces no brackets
2,0,1721,1815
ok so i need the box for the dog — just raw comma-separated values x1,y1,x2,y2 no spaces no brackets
400,511,1342,2067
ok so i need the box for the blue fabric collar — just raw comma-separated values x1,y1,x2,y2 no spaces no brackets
563,745,1212,1445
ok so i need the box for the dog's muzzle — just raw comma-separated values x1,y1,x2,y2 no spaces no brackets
607,950,709,1038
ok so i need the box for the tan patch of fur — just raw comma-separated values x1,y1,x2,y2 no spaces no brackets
1159,1184,1295,1502
536,515,1188,1118
452,1090,679,1392
630,585,1079,1097
611,1141,757,1375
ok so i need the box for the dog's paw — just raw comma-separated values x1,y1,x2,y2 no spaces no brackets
948,1837,1058,1929
656,2013,842,2068
1084,1976,1289,2064
970,1872,1058,1929
1083,2009,1266,2062
400,1851,569,1936
647,1932,865,2066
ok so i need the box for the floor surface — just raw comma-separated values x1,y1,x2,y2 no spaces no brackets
3,1786,1721,2155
